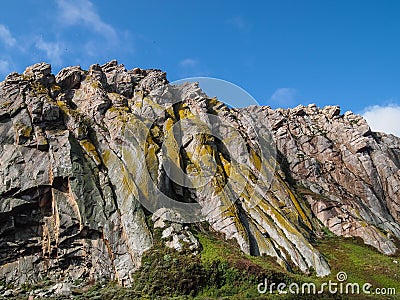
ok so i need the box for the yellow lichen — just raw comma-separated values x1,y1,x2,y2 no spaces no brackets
79,139,101,165
219,153,231,177
0,101,12,110
176,102,195,119
51,84,61,92
250,148,262,172
30,82,48,94
19,126,32,138
150,125,161,139
165,118,174,131
280,178,312,230
90,80,101,89
101,149,111,165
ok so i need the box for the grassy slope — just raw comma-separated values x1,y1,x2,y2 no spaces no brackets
315,236,400,299
75,227,399,300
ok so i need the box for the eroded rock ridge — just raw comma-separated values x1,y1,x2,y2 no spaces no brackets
0,61,399,288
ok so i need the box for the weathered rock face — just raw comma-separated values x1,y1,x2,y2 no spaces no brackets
0,61,399,288
253,104,400,255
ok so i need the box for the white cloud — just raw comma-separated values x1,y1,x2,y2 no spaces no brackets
35,38,63,66
179,58,198,68
362,105,400,137
269,88,297,107
0,59,11,75
177,58,211,77
0,24,16,47
56,0,117,41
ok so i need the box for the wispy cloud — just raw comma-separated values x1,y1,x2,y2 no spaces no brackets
0,59,11,75
269,88,297,107
0,1,131,74
56,0,117,41
179,58,198,68
362,104,400,137
177,58,211,77
35,38,64,66
0,24,16,47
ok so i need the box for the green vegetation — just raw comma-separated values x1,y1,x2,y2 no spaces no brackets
69,227,398,299
315,236,400,296
70,228,286,300
8,230,399,299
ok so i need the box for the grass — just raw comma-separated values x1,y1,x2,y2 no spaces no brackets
314,236,400,298
193,231,291,299
71,232,400,299
9,228,399,299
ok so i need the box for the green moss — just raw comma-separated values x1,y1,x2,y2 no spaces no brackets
196,231,295,299
20,277,55,294
321,226,336,238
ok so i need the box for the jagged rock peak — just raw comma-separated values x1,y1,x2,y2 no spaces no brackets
0,61,399,294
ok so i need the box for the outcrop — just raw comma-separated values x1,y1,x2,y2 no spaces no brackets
0,61,399,291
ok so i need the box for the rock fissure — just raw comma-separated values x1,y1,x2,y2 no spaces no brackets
0,62,399,290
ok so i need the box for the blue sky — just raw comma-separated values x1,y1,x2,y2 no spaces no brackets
1,0,400,135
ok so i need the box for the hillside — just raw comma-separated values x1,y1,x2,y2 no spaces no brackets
0,61,399,299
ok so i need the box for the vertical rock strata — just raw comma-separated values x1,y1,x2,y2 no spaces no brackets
253,104,400,254
0,61,399,286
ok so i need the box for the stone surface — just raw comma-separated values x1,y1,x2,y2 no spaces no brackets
0,61,399,292
153,208,200,253
246,104,400,256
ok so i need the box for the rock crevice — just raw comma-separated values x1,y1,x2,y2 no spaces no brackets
0,61,399,287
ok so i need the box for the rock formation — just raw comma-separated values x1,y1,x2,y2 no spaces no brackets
0,61,399,290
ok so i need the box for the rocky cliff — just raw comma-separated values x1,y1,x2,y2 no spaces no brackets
0,61,399,291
